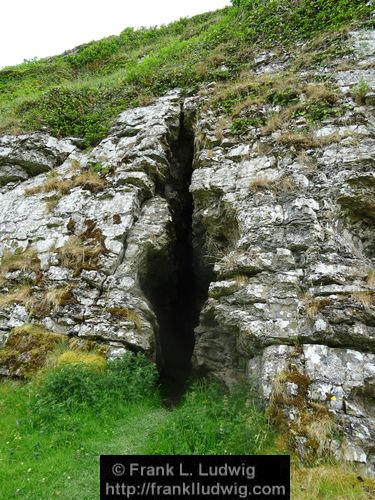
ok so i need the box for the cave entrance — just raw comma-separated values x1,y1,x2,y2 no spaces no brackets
138,110,207,404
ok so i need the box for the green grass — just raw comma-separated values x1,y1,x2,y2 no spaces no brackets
1,356,374,499
0,380,165,499
0,355,276,499
144,379,276,454
0,352,161,498
0,0,372,146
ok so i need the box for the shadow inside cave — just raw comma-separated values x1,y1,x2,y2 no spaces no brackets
138,110,213,405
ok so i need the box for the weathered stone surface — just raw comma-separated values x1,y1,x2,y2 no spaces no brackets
0,133,76,187
0,91,182,364
247,344,375,471
191,29,375,475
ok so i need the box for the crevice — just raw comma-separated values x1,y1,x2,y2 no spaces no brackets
138,104,212,404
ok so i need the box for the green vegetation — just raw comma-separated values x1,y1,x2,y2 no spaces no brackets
210,69,342,138
230,116,263,135
353,77,370,104
144,380,275,454
0,0,371,146
30,352,158,419
0,354,277,498
1,356,374,498
0,353,161,498
231,0,370,40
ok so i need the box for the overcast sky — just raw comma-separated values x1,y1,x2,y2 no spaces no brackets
0,0,231,69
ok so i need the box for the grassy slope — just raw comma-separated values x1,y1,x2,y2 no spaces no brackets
0,380,166,499
0,0,372,146
1,379,375,499
0,374,277,499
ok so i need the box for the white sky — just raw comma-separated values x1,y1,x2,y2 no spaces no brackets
0,0,231,69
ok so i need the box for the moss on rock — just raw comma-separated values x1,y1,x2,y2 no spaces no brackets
267,364,335,464
0,324,65,378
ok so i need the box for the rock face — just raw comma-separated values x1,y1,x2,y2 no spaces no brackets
0,29,374,473
0,134,75,188
191,29,375,475
0,92,186,365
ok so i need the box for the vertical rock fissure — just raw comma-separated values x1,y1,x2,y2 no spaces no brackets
138,105,204,403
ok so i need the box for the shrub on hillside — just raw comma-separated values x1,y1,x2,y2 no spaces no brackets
29,352,159,422
231,0,372,40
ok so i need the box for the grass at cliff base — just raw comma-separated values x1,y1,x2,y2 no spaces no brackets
1,355,375,499
0,354,276,499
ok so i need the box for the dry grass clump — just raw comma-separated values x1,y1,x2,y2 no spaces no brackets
24,170,106,198
0,247,40,275
24,177,73,196
277,131,341,149
72,171,106,192
44,196,60,213
194,131,207,151
248,175,296,193
0,284,75,315
106,306,142,330
43,285,75,309
276,176,297,193
285,131,323,148
57,236,102,272
249,176,275,191
263,113,285,134
302,295,332,319
234,274,250,287
303,83,338,104
351,291,375,311
0,285,33,308
304,415,336,456
278,131,318,148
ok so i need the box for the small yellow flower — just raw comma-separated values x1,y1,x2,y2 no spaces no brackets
331,396,337,401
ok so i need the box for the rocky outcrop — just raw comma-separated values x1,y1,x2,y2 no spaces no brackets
191,29,375,475
0,134,75,188
0,28,374,474
0,92,185,366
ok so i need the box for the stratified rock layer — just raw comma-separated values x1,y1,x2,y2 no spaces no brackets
0,92,183,360
191,29,375,475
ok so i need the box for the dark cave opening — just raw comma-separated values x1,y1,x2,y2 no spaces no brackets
138,110,211,404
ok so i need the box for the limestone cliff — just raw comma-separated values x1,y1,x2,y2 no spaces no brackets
0,27,374,475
